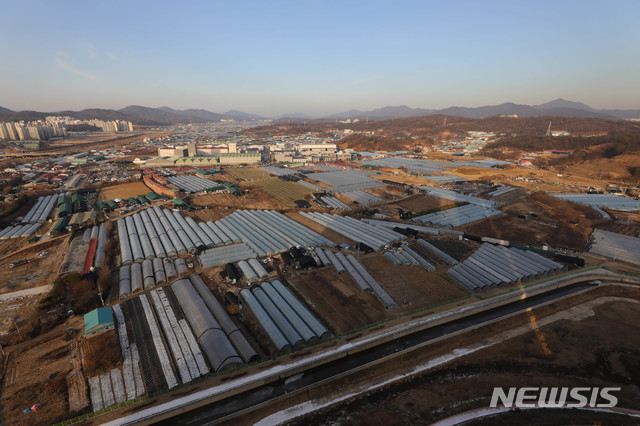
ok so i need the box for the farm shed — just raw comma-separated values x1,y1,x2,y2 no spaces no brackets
84,307,115,337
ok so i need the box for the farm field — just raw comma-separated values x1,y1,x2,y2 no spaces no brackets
360,253,467,310
360,186,404,203
395,194,456,212
287,252,468,335
97,181,152,202
287,268,385,335
224,167,270,180
182,207,235,223
249,178,313,206
190,189,281,212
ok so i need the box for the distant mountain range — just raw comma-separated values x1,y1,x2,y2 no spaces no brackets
327,99,640,120
0,99,639,125
0,105,245,126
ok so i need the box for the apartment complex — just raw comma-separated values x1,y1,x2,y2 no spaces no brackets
0,116,134,141
0,121,66,141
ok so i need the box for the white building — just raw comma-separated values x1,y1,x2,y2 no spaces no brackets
297,143,336,154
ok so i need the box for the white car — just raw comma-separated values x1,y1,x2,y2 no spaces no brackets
37,251,49,257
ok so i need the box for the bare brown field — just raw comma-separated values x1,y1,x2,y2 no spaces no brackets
225,167,270,180
0,315,86,425
596,221,640,237
609,210,640,225
451,163,608,190
287,268,386,334
287,252,466,335
182,207,235,223
361,253,467,309
562,153,640,183
364,185,406,201
249,178,313,207
395,194,455,212
0,235,68,294
460,192,601,250
97,181,151,201
190,190,280,211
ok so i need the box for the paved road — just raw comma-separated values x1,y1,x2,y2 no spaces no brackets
157,282,596,425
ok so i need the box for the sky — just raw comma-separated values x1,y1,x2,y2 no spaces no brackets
1,0,639,116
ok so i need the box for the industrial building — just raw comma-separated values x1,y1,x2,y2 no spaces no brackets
146,153,260,167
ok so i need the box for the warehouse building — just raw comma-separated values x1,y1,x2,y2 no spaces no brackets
146,153,261,167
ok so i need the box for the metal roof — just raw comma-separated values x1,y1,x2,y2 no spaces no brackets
84,307,114,334
551,193,640,212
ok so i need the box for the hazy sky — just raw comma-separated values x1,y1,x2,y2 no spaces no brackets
1,1,639,116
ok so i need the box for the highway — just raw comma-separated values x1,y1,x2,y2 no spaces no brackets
156,281,596,425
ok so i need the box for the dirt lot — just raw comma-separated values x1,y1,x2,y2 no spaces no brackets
233,285,640,426
0,235,69,295
0,296,40,337
0,316,85,425
249,178,313,207
224,167,270,180
97,181,152,201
